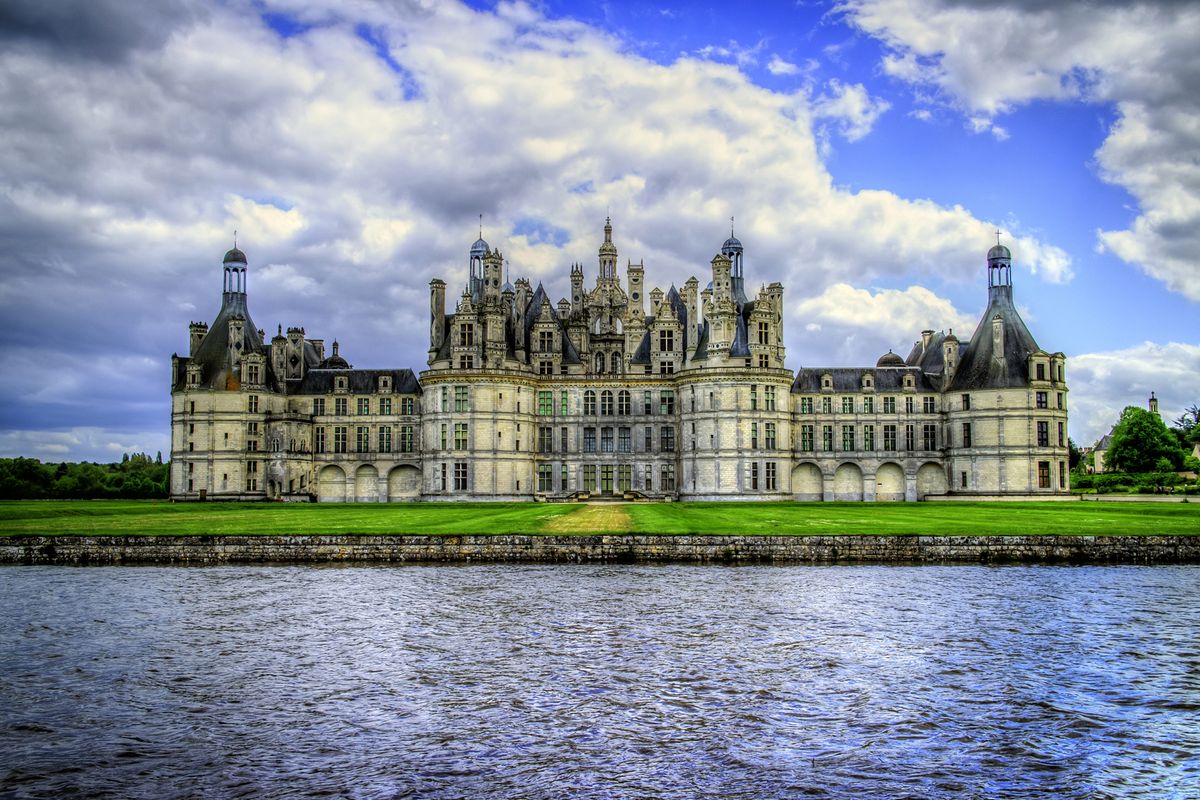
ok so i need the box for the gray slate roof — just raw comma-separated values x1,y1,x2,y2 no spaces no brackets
949,285,1042,390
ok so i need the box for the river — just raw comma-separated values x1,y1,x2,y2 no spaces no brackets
1,565,1197,799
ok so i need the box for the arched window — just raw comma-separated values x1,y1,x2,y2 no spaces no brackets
601,390,614,415
584,390,596,415
611,352,621,374
618,390,631,415
595,352,605,373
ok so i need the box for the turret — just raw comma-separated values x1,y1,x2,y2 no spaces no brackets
570,263,584,311
189,322,208,356
598,217,618,283
483,248,503,303
943,330,959,387
987,240,1013,304
711,252,732,304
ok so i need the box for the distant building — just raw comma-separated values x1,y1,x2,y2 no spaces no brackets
1092,392,1162,474
170,222,1070,501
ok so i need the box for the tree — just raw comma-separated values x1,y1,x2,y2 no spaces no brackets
1068,437,1082,471
1106,405,1186,473
1172,403,1200,448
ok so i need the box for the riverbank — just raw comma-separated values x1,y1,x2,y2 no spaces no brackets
4,533,1199,565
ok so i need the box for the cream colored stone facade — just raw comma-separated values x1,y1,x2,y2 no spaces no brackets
170,226,1069,501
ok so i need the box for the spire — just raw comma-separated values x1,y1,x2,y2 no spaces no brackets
604,215,612,244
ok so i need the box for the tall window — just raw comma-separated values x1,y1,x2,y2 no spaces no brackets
539,361,554,376
842,425,854,451
454,386,469,412
765,423,776,450
800,397,813,414
905,397,914,414
400,425,414,453
659,329,675,351
1059,461,1066,489
584,390,597,415
583,465,596,492
617,390,631,415
1038,461,1050,488
660,426,675,452
538,330,554,352
378,426,391,453
601,390,614,415
356,426,369,453
440,423,447,450
440,387,449,412
460,324,474,346
454,462,468,491
357,397,370,415
765,462,777,490
765,386,776,410
883,397,896,414
660,464,676,491
315,428,326,453
750,462,759,490
618,427,631,453
922,424,937,450
660,390,675,415
584,427,596,453
1036,391,1048,409
538,391,553,416
643,390,653,415
1057,392,1064,410
601,465,614,493
863,396,874,414
1036,363,1045,380
611,353,621,374
248,395,259,413
904,424,915,451
842,397,853,413
923,397,935,413
644,426,653,451
863,424,875,450
962,393,971,411
883,424,897,450
1058,422,1065,447
335,398,348,415
560,427,569,453
601,427,614,453
618,465,632,492
751,422,759,449
758,321,769,345
334,426,347,454
962,423,972,447
750,386,758,410
1037,421,1049,447
822,425,833,451
800,425,814,450
379,397,392,415
644,465,653,491
454,423,469,450
538,426,552,453
313,398,326,415
561,391,569,415
538,464,553,492
822,397,832,414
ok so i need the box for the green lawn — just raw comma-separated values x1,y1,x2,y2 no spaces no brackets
0,500,1198,537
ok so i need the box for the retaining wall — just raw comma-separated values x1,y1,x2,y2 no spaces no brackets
2,534,1198,565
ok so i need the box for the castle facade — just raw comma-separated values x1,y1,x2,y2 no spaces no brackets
170,220,1070,501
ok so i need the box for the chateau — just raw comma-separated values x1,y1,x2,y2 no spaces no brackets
170,219,1070,501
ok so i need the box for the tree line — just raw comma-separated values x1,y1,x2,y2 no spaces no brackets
0,453,169,500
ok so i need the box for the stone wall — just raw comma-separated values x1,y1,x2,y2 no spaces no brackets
2,534,1197,566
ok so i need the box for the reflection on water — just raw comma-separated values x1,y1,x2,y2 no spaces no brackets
1,565,1197,799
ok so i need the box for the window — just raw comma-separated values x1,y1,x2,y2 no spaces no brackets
618,465,632,492
1036,363,1046,381
758,354,769,369
561,464,568,491
643,390,653,415
583,465,596,492
584,427,596,453
660,390,675,415
863,424,875,450
660,464,676,491
313,398,326,415
539,360,554,376
601,390,614,415
315,428,326,453
757,321,770,345
660,426,676,452
538,330,554,352
801,425,814,450
765,386,776,411
379,397,392,415
765,423,776,450
842,397,854,413
1038,461,1051,488
561,427,569,453
961,394,971,411
356,426,369,453
822,397,832,414
1059,461,1066,489
379,426,391,453
962,423,972,448
611,353,622,374
617,390,631,415
863,396,874,414
883,397,896,414
1036,391,1048,409
538,391,553,416
1037,421,1049,447
659,360,674,375
923,424,937,450
441,387,449,412
538,426,552,453
659,329,675,351
334,426,347,453
458,354,474,369
601,427,614,453
750,385,758,410
644,426,653,451
800,397,813,414
751,462,759,490
842,425,854,451
561,391,569,415
454,386,469,412
1057,392,1064,410
883,424,897,450
248,395,259,413
644,465,653,491
1058,422,1065,448
584,390,597,415
356,397,369,415
440,464,447,492
246,365,260,384
905,397,914,414
460,324,474,346
618,427,631,453
538,464,553,492
595,352,606,373
334,398,348,416
904,424,915,451
751,422,759,449
400,425,414,453
440,423,447,450
923,397,935,413
822,425,834,451
961,471,968,489
401,397,414,415
454,462,468,491
454,423,469,450
247,422,259,435
765,462,777,490
601,465,614,493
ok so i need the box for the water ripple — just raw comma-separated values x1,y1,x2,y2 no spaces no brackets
1,564,1198,799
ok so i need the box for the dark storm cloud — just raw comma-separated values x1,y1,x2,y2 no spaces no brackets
0,0,206,62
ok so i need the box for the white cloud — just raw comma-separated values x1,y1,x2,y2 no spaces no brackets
1068,342,1200,445
0,427,169,462
838,0,1200,301
767,55,800,76
812,79,891,142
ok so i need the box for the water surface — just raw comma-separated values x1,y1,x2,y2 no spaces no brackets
1,565,1197,799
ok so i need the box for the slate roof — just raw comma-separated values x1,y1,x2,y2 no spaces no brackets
949,285,1041,391
183,292,274,391
791,366,936,393
294,368,421,395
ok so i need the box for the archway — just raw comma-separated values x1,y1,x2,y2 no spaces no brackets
387,465,421,501
875,462,905,501
832,463,864,501
318,465,346,503
792,462,823,501
916,463,948,499
355,465,379,503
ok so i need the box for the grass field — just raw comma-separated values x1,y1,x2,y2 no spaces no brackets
1,500,1198,537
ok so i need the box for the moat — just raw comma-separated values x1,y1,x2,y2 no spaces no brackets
2,565,1197,799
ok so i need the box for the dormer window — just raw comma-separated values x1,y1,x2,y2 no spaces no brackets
862,374,873,390
904,375,914,389
336,377,347,392
821,374,832,391
379,376,392,392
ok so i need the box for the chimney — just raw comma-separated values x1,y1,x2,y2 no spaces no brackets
429,279,446,360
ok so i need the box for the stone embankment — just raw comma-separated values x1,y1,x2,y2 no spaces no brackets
2,534,1198,565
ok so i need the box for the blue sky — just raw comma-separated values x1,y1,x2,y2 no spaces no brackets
0,0,1197,461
